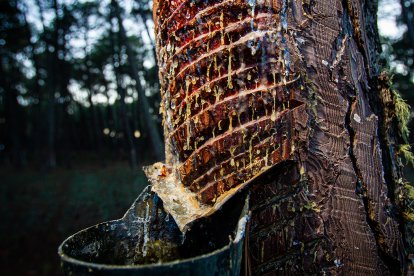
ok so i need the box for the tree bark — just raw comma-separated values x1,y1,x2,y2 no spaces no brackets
153,0,409,274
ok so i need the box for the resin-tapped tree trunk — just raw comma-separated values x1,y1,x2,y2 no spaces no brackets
152,0,411,274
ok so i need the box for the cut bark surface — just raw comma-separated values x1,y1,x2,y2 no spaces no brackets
148,0,307,231
151,0,407,274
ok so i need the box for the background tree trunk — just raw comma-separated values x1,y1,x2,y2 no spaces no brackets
83,33,104,153
153,0,409,274
109,17,138,168
111,0,164,161
400,0,414,49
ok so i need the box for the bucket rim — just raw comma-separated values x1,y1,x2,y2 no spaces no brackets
58,218,237,270
58,185,249,270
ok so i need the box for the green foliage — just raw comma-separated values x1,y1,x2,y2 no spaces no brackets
378,0,414,254
402,180,414,238
394,91,412,142
399,144,414,167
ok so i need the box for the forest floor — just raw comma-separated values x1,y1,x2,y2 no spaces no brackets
0,161,148,275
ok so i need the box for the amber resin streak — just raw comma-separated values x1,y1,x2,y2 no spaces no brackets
146,0,305,231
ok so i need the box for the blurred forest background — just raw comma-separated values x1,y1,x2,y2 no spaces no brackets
0,0,413,275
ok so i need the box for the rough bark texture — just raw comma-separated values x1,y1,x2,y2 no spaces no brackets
153,0,408,274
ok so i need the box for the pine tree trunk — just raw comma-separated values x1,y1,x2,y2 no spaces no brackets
153,0,409,274
400,0,414,49
38,0,58,168
0,64,25,167
111,0,164,161
109,19,138,168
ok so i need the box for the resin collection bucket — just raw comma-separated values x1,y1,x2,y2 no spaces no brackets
58,186,249,275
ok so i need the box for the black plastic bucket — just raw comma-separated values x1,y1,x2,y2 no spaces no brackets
58,186,249,275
